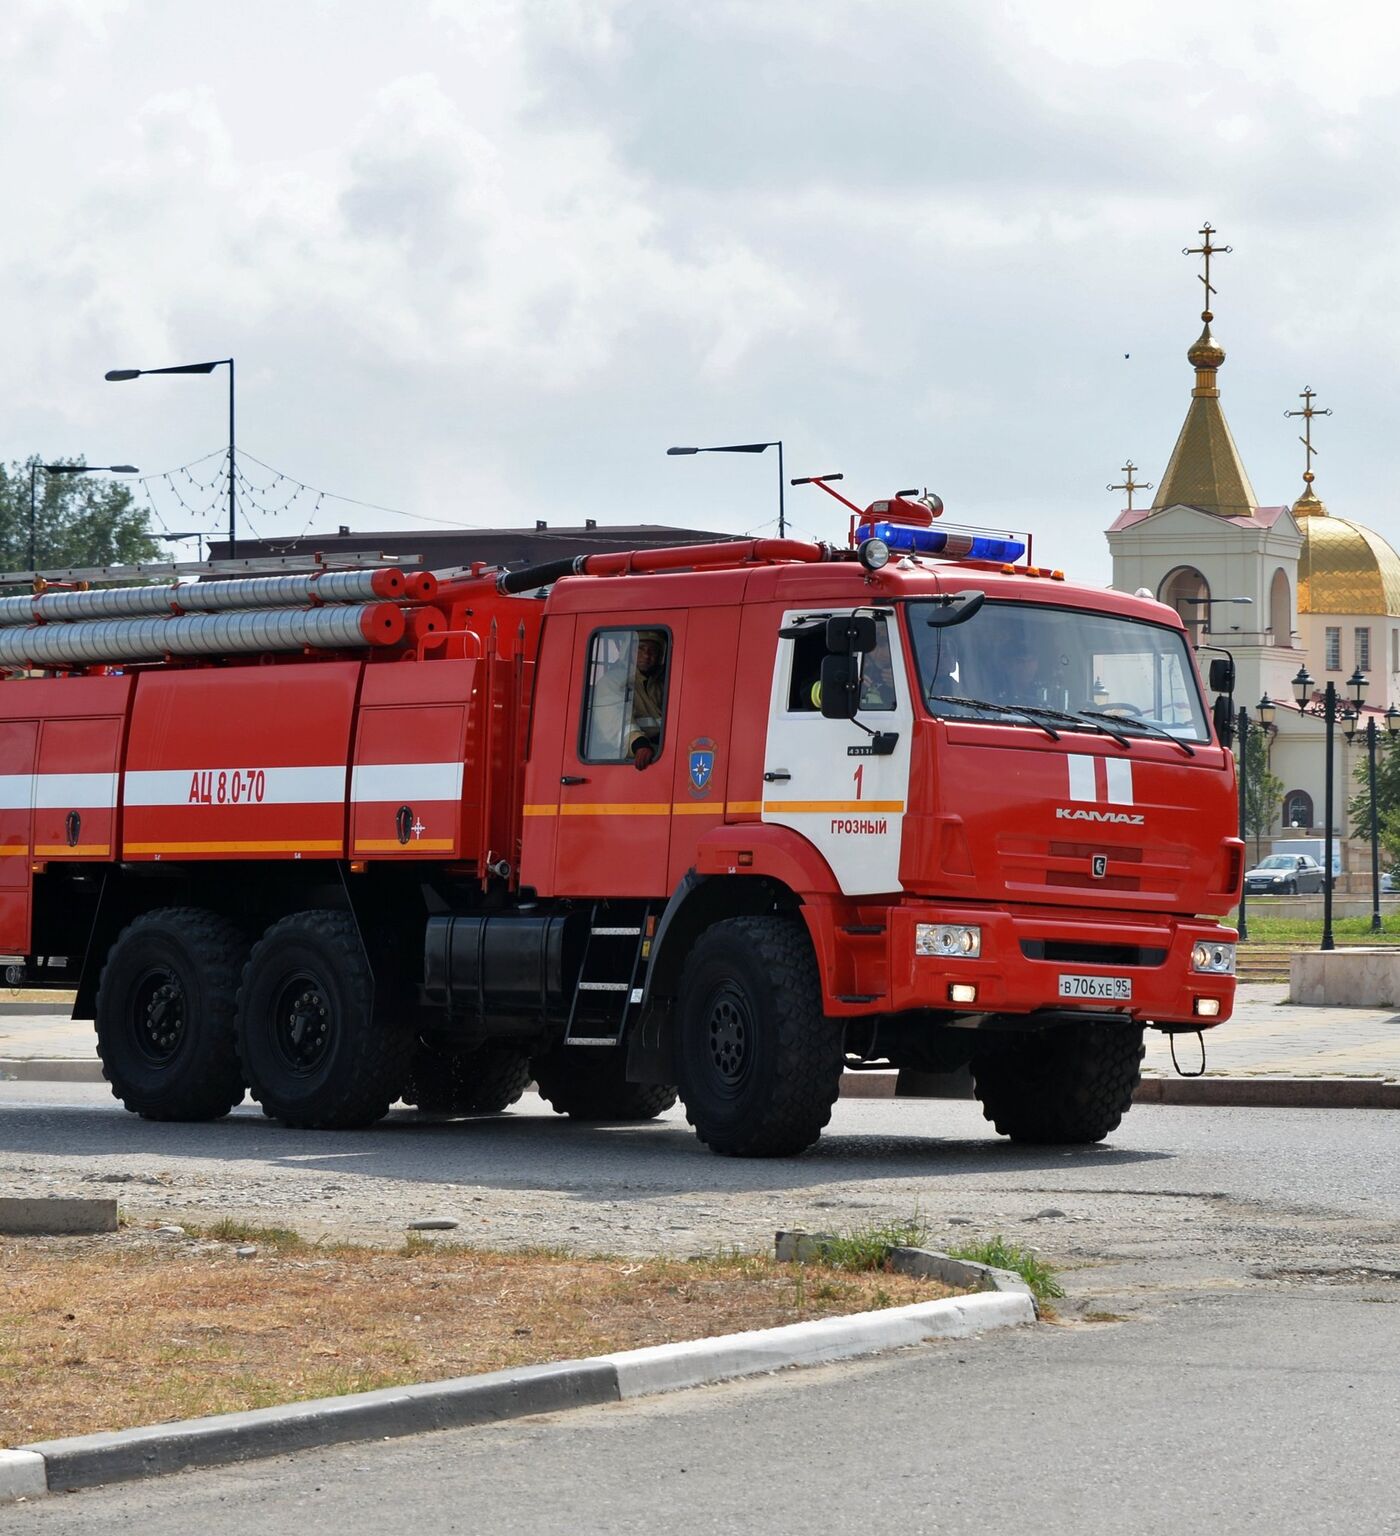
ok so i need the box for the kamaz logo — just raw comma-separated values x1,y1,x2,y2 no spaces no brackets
1055,807,1145,825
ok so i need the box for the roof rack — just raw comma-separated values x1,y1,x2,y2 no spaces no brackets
0,551,420,588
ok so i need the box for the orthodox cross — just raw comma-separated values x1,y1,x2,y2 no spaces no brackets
1183,222,1232,320
1107,460,1153,511
1285,386,1332,488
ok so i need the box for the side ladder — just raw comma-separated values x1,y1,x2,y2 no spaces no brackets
564,903,656,1047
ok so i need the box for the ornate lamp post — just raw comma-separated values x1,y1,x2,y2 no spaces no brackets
1344,697,1400,932
1292,666,1366,950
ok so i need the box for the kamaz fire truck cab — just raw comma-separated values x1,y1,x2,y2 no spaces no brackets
4,494,1241,1158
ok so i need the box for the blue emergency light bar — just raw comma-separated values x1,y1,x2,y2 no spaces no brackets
858,521,1027,564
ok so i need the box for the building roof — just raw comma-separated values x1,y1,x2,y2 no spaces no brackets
1295,500,1400,616
1149,322,1260,520
208,522,738,573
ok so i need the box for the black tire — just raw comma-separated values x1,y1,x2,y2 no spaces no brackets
972,1021,1145,1144
94,907,247,1121
531,1046,677,1121
675,915,843,1157
403,1041,532,1115
236,910,409,1129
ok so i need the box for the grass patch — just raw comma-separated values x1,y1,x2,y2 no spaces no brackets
0,1226,962,1444
817,1216,931,1273
1240,914,1400,946
946,1235,1064,1301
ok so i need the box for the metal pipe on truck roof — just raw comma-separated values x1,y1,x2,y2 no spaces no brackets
0,567,421,627
493,538,831,594
0,602,405,666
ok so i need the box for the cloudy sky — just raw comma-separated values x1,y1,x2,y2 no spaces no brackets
3,0,1396,583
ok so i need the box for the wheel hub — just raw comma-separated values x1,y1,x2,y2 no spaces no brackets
274,976,332,1072
133,971,185,1064
706,987,750,1086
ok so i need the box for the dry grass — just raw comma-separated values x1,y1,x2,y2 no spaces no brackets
0,1226,957,1444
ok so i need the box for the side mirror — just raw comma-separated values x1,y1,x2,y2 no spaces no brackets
923,590,986,628
1213,693,1235,748
826,615,878,656
819,654,860,719
1209,657,1235,693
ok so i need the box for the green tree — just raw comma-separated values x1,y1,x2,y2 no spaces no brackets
0,458,160,577
1349,730,1400,865
1237,725,1283,862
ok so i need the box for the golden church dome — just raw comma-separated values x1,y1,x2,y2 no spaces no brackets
1296,498,1400,616
1186,321,1225,370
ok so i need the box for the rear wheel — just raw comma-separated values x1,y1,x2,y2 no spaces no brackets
675,915,843,1157
236,911,409,1129
94,908,248,1121
531,1046,677,1120
1286,880,1298,895
403,1041,532,1115
972,1021,1144,1144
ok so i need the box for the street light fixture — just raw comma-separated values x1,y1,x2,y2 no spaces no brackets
666,440,785,537
27,462,140,572
105,358,236,558
1291,665,1366,950
1344,688,1400,932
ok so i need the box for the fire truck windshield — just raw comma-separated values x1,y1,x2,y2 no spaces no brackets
907,599,1210,742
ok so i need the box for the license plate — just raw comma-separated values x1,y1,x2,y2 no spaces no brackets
1058,973,1132,1000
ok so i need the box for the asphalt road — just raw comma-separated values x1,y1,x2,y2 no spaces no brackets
8,1286,1398,1534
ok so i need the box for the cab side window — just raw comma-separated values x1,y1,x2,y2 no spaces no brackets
786,616,898,713
580,627,669,764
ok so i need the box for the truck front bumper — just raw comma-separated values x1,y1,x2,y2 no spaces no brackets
874,904,1236,1029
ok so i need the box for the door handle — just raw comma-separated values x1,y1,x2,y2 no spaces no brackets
763,770,791,783
561,775,589,786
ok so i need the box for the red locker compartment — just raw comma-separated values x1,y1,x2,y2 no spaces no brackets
123,663,361,861
33,715,125,860
351,660,475,860
0,718,38,953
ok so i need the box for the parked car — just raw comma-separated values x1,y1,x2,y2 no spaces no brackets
1243,852,1326,894
1382,871,1396,894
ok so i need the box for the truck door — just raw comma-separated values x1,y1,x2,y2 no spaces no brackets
551,615,686,898
760,607,913,896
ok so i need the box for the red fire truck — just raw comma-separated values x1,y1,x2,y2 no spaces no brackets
0,495,1241,1157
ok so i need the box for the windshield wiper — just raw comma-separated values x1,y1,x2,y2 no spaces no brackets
927,694,1061,740
1080,709,1196,757
997,700,1133,748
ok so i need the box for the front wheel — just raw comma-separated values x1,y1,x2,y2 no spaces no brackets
237,911,408,1129
675,915,843,1158
1286,880,1298,895
972,1021,1144,1144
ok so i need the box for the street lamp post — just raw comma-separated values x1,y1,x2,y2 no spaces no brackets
1293,666,1367,951
105,358,236,558
666,440,785,537
27,461,140,572
1344,701,1400,933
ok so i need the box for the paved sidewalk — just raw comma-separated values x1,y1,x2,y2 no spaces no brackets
2,985,1398,1102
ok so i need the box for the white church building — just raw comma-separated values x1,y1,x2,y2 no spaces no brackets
1105,246,1400,882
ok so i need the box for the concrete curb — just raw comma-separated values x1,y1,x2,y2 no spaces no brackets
837,1071,1400,1109
8,1291,1032,1500
1133,1075,1400,1109
0,1059,103,1083
0,1002,76,1016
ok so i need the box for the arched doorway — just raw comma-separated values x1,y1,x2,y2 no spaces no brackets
1158,566,1210,646
1282,789,1313,830
1269,567,1292,647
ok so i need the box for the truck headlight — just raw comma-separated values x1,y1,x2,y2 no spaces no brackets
1191,941,1236,975
916,923,981,958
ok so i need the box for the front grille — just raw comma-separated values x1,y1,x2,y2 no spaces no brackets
1046,871,1142,892
1020,940,1168,967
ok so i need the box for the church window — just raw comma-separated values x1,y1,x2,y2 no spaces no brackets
1325,628,1341,671
1282,790,1313,829
1356,627,1371,671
